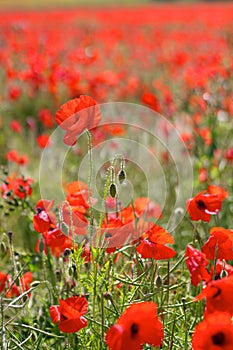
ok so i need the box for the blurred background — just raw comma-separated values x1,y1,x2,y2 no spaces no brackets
0,0,224,10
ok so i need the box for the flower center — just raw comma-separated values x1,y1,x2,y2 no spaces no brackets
212,332,225,345
196,200,206,210
131,323,139,338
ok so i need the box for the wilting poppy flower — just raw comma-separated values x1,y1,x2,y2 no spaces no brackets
136,224,176,260
195,275,233,316
55,95,102,145
105,301,163,350
185,245,210,286
186,191,223,222
192,312,233,350
201,227,233,260
50,296,88,333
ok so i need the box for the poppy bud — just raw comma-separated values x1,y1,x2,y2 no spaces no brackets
31,281,40,288
64,248,71,257
8,231,13,244
118,169,126,184
220,269,228,278
68,267,73,277
0,242,6,254
155,274,163,288
38,239,44,254
103,292,113,302
110,183,117,198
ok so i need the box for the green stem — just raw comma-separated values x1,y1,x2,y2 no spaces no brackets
86,130,94,241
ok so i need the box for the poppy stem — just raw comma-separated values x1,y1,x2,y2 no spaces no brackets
1,297,7,350
86,130,94,241
101,293,105,342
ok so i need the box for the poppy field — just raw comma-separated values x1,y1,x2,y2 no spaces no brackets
0,2,233,349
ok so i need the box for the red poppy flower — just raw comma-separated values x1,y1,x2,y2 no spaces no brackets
38,108,54,128
44,227,73,255
136,224,176,260
105,301,163,350
8,86,21,100
37,134,51,148
186,191,223,222
207,185,228,200
0,272,8,293
97,217,134,252
50,296,88,333
33,199,56,233
195,275,233,316
134,197,162,220
192,312,233,350
6,272,33,298
211,260,233,279
10,120,22,133
141,91,160,112
201,227,233,260
55,95,101,145
1,177,33,199
225,148,233,161
185,245,210,286
5,150,19,163
5,150,28,166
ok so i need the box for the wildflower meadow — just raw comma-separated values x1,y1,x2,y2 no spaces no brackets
0,2,233,349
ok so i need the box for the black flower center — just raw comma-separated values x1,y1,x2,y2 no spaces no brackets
131,323,139,338
36,207,44,214
196,200,206,210
212,332,225,345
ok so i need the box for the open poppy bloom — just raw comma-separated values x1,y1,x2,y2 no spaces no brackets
136,224,176,260
201,227,233,260
55,95,102,145
185,245,210,286
33,199,56,233
192,312,233,350
50,296,88,333
186,190,223,222
105,301,163,350
195,275,233,317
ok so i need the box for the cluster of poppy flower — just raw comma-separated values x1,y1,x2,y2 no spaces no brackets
1,4,233,167
1,175,33,200
185,184,233,349
49,296,164,349
0,4,233,349
0,271,32,298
